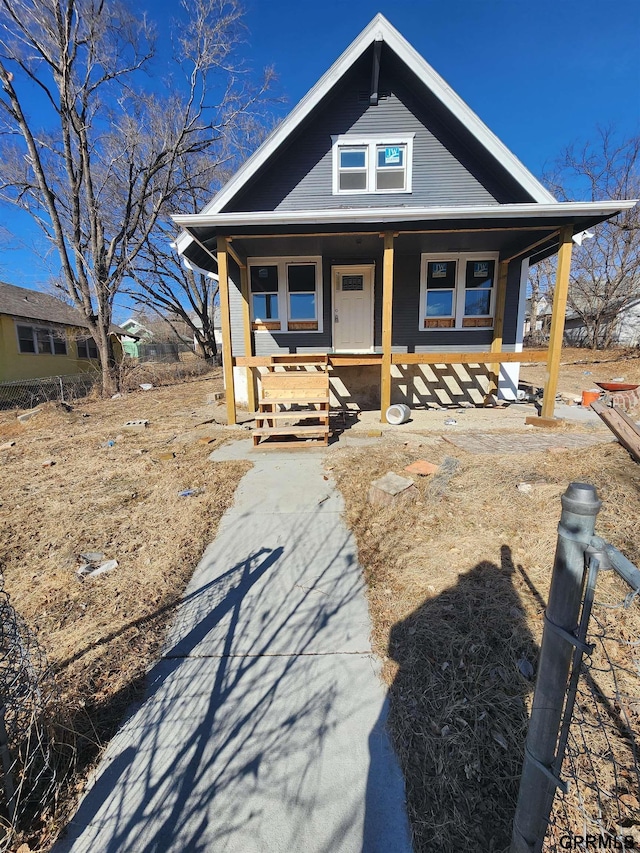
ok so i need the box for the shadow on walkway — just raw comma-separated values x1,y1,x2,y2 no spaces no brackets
56,474,407,852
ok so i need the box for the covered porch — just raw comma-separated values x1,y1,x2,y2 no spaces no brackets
174,202,632,428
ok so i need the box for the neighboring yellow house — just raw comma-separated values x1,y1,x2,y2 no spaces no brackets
0,281,125,382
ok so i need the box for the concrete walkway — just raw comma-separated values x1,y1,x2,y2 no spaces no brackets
57,440,412,853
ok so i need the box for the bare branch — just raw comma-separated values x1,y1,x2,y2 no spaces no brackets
0,0,273,392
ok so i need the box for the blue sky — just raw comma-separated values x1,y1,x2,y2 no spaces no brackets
239,0,639,176
1,0,638,314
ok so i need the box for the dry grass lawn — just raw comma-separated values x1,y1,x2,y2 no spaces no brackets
329,351,640,851
520,346,640,398
1,349,639,851
0,372,250,850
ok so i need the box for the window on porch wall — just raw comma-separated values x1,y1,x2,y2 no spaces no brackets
424,261,456,328
248,257,322,333
463,260,495,326
287,264,318,331
250,265,280,330
420,253,497,330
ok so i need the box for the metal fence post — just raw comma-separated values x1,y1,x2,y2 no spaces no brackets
511,482,602,852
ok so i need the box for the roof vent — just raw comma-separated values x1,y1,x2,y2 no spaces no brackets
358,89,390,103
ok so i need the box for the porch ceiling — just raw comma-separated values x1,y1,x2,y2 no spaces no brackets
181,222,565,272
177,200,635,272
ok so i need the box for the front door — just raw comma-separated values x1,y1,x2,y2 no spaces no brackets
332,265,375,352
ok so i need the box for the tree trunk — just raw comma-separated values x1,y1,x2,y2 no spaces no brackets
95,324,119,396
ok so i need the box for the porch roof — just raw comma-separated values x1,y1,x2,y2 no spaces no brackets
173,199,636,272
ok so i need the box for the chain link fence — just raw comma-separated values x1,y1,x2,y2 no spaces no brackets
0,575,69,851
0,358,220,412
0,373,99,411
511,486,640,851
545,589,640,848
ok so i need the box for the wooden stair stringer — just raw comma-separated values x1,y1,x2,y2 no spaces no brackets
253,366,331,448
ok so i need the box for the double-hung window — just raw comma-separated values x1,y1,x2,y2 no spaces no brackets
332,135,414,194
250,265,280,330
423,260,457,328
420,253,498,330
337,147,368,191
77,337,99,359
16,323,67,355
287,264,318,330
248,257,322,333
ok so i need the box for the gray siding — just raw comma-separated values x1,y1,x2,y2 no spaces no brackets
227,48,530,214
502,260,523,346
389,254,521,352
228,263,245,357
230,251,522,357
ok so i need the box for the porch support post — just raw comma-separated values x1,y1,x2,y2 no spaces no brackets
488,259,509,399
541,226,573,418
239,262,257,411
216,235,237,426
381,231,395,423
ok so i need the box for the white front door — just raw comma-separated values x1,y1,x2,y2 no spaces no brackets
332,265,375,352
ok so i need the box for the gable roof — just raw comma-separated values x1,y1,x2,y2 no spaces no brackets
0,281,127,335
202,14,555,218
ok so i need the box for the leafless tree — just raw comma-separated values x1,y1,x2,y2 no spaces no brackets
128,234,221,360
525,258,555,346
126,113,273,361
0,0,272,392
542,129,640,349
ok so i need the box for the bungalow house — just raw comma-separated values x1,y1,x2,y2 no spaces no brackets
119,317,153,358
0,281,126,383
563,294,640,348
524,291,640,347
172,14,635,441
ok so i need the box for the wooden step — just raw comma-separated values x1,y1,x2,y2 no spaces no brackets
253,437,328,449
255,411,329,422
258,396,330,406
264,362,327,370
253,367,330,448
253,425,329,437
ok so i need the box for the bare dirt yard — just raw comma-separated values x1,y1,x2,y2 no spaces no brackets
1,349,639,851
0,371,250,850
329,348,640,852
520,346,640,399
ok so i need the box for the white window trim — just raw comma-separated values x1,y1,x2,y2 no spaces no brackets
419,252,499,331
15,321,68,356
248,256,323,334
331,134,414,195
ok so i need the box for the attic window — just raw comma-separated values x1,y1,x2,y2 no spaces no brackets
332,135,414,194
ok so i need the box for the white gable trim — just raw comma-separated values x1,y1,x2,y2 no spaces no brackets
201,14,554,217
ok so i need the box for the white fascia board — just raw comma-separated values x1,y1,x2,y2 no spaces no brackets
200,13,555,217
174,229,195,255
377,19,556,204
182,256,219,280
201,17,381,216
172,199,638,230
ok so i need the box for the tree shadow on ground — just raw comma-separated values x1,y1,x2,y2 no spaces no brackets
382,545,538,853
54,484,397,853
